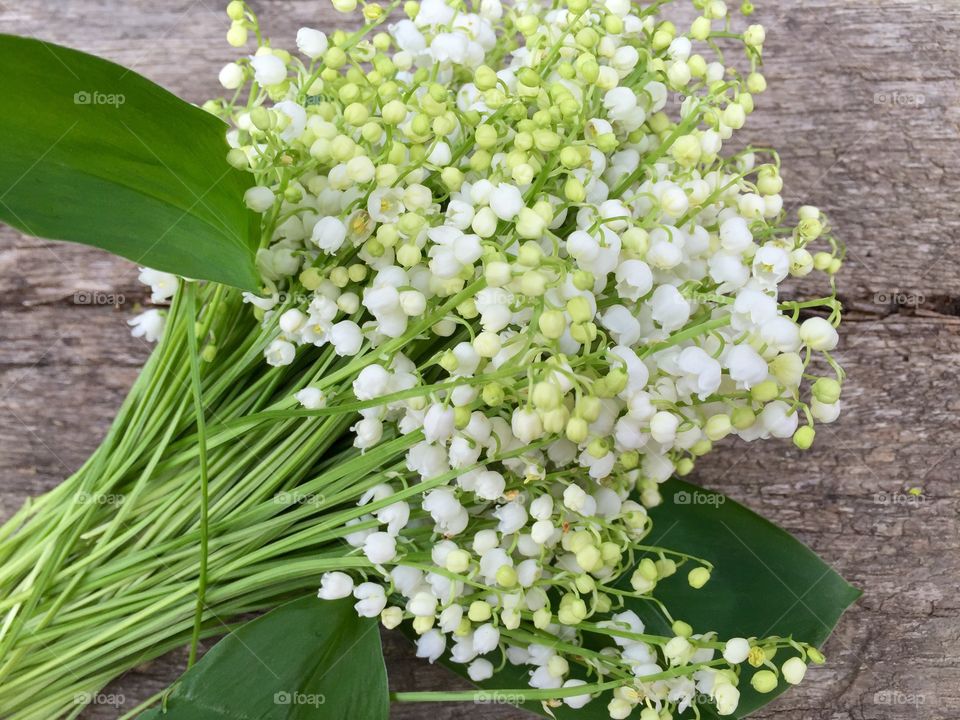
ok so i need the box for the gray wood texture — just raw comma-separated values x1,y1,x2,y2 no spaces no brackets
1,1,959,718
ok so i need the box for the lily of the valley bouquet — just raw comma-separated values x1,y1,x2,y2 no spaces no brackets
0,0,858,718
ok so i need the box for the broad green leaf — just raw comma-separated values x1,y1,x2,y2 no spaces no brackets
0,34,260,290
438,478,860,719
139,596,389,720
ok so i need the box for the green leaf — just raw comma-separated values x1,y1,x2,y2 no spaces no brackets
0,34,260,291
439,478,860,719
140,596,389,720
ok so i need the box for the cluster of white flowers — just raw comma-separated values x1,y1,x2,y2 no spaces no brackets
138,0,847,715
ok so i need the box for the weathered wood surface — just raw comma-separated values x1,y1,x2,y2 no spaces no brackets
1,1,959,718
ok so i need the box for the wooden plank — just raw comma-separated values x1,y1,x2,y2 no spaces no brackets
0,1,958,719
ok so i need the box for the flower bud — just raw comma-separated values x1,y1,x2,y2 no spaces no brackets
782,657,807,684
468,600,492,622
538,310,566,340
688,566,711,589
750,670,778,693
566,417,589,443
793,426,815,450
380,606,403,629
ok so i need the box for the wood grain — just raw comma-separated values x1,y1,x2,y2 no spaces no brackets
1,1,959,718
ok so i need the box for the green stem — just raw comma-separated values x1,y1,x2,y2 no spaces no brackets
184,281,210,667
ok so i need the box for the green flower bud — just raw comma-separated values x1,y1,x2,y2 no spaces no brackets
747,71,767,93
532,381,562,410
299,267,322,290
496,565,518,588
813,251,833,271
579,57,599,83
731,405,756,429
570,321,597,344
518,67,540,87
533,608,552,629
557,596,587,625
638,558,658,581
691,16,712,41
329,266,349,288
226,1,245,20
559,97,580,117
574,575,597,595
750,670,779,693
473,65,497,92
576,395,602,422
564,176,586,203
469,149,492,172
587,437,609,458
565,417,588,443
655,558,677,578
482,382,505,406
560,146,582,169
799,217,823,240
468,600,492,622
474,123,498,149
595,133,618,153
600,542,621,564
323,46,347,70
705,413,732,441
576,27,599,48
603,14,623,34
249,106,273,131
782,656,807,685
440,166,464,191
688,566,711,589
671,134,702,167
516,14,540,35
572,270,594,290
520,269,547,296
812,377,841,404
566,296,593,323
226,147,249,169
672,620,693,638
361,122,383,143
445,548,471,573
226,22,248,47
576,545,603,572
620,450,639,470
412,616,434,634
343,102,369,126
538,310,566,339
793,426,815,450
396,243,421,268
533,129,561,152
750,380,779,403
